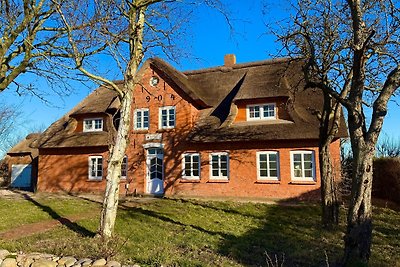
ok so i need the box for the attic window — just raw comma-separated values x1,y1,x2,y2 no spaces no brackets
83,118,103,132
246,103,276,121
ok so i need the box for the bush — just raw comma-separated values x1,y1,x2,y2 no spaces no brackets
373,157,400,204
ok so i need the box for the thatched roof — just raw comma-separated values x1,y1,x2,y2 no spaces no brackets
36,56,347,148
36,86,117,149
7,133,41,157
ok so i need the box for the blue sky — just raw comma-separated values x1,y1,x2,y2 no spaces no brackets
2,0,399,143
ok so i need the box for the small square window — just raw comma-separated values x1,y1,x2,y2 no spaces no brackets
182,153,200,180
134,109,149,130
210,152,229,180
290,151,315,181
159,106,175,129
83,118,103,132
88,156,103,180
246,103,276,121
257,151,279,180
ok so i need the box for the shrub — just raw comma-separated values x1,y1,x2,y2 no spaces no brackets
373,157,400,204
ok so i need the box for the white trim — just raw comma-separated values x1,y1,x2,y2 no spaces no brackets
246,103,276,121
83,118,103,132
182,153,201,180
209,152,229,180
145,147,164,194
290,150,316,182
159,106,176,129
88,156,103,180
143,142,164,149
134,108,149,130
256,151,280,181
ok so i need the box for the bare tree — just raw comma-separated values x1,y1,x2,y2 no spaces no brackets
270,0,400,264
376,134,400,158
55,0,229,240
0,103,23,156
0,0,108,99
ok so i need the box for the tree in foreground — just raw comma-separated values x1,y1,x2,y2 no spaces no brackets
55,0,229,240
271,0,400,264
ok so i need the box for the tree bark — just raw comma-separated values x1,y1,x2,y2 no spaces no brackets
98,2,145,240
99,89,133,239
319,142,339,228
343,147,373,265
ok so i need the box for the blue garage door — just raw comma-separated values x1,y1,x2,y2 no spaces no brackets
11,164,32,188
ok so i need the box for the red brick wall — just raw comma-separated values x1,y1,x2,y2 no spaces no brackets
37,65,343,200
37,147,111,193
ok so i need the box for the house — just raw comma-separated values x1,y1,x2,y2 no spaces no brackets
20,55,347,199
5,133,41,190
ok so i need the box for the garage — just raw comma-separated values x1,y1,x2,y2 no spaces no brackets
11,164,32,188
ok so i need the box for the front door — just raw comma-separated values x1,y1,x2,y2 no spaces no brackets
146,148,164,195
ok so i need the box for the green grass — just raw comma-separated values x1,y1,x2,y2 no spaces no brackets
0,196,398,267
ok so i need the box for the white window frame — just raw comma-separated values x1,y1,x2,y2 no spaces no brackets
246,103,276,121
121,156,128,179
159,106,176,129
88,156,103,180
290,150,316,182
83,118,103,132
256,151,280,181
134,108,149,130
209,152,229,180
182,153,201,180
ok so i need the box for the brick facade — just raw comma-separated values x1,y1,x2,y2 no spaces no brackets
36,63,344,200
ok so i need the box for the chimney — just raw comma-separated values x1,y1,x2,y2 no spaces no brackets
224,54,236,67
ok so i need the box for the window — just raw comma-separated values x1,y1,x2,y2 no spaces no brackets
182,153,200,180
290,151,315,181
134,108,149,130
83,118,103,132
88,156,103,180
159,106,175,129
121,156,128,179
257,151,279,180
210,152,229,180
246,103,276,120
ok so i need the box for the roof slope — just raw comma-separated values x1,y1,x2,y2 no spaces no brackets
7,133,41,157
36,86,117,148
36,57,347,149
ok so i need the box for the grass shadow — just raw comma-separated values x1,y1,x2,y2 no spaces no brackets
18,192,96,238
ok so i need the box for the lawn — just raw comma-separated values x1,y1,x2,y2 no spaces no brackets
0,195,398,267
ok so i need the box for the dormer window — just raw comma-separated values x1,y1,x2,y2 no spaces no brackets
246,103,276,121
83,118,103,132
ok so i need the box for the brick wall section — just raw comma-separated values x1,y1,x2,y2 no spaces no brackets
37,65,343,200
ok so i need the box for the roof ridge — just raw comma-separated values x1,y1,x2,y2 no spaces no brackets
183,57,292,75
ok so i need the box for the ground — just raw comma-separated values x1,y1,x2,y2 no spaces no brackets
0,189,398,267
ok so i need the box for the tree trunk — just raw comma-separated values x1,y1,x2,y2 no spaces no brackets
343,147,374,265
319,142,339,228
99,89,133,239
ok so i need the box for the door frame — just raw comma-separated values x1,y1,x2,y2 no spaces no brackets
143,143,164,194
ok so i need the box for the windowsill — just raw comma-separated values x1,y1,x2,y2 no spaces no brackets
207,179,229,183
180,179,200,183
289,181,317,185
255,180,281,184
87,178,103,182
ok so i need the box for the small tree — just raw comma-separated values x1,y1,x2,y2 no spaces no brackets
271,0,400,264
